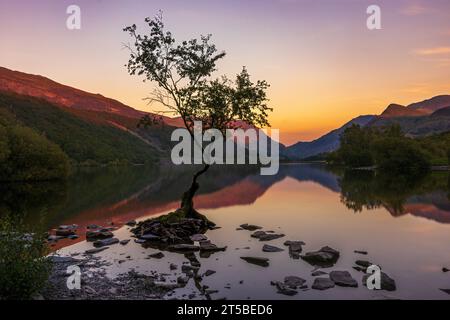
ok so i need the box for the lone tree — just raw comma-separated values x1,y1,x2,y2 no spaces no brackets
124,13,272,221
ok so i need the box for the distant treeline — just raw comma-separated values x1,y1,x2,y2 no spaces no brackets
327,124,450,173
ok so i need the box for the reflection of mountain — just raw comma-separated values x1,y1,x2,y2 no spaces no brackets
2,164,449,250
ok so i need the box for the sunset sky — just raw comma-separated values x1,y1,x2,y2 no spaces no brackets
1,0,449,145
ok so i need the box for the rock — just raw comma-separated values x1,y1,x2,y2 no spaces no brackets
240,257,269,267
125,220,137,226
355,260,372,268
86,230,114,241
85,247,109,254
273,281,298,296
120,239,130,245
168,244,200,252
330,271,358,287
301,246,340,267
442,267,449,273
170,263,178,270
354,250,368,255
204,270,216,277
148,252,164,259
240,224,262,231
362,272,396,291
67,235,79,240
55,229,76,237
87,224,100,229
199,240,227,252
177,276,189,285
190,234,208,242
284,276,306,289
440,289,450,295
262,244,284,252
353,266,366,272
312,277,335,290
311,270,327,276
93,237,119,248
283,240,305,258
251,231,285,241
134,239,146,244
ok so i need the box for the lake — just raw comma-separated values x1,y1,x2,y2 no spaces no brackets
2,163,450,299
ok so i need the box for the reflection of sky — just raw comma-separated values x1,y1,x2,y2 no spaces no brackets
1,0,450,144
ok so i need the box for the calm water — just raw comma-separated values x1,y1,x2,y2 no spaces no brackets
3,164,450,299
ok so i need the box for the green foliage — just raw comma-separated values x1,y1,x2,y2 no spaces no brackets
0,215,51,300
328,124,433,173
0,109,70,181
0,93,158,166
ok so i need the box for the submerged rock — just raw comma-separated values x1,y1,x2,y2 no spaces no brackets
240,257,270,267
204,270,216,277
442,267,449,273
168,244,200,252
355,260,372,268
354,250,368,255
330,271,358,287
199,240,227,252
312,277,335,290
301,246,340,268
262,244,284,252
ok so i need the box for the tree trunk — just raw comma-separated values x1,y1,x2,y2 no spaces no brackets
180,164,210,219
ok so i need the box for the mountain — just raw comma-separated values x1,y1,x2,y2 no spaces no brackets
379,103,427,118
406,95,450,113
285,115,375,160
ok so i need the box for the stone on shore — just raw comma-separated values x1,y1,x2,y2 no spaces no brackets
312,277,335,290
362,272,396,291
240,224,263,231
330,271,358,287
86,230,114,241
301,246,340,267
93,237,119,248
262,244,284,252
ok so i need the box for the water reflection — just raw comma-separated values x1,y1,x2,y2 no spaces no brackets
1,164,450,243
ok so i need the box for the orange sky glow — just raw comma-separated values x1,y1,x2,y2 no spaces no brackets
0,0,449,145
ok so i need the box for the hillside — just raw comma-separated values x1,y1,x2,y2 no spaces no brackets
0,92,160,165
285,115,375,160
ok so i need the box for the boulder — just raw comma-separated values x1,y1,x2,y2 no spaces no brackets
301,246,340,267
330,271,358,287
312,277,335,290
262,244,284,252
240,257,269,267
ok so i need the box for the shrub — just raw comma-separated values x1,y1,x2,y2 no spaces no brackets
0,216,51,300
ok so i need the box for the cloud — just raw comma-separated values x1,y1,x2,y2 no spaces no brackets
415,47,450,56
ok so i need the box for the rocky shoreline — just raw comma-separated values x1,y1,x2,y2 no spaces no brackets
41,218,450,300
